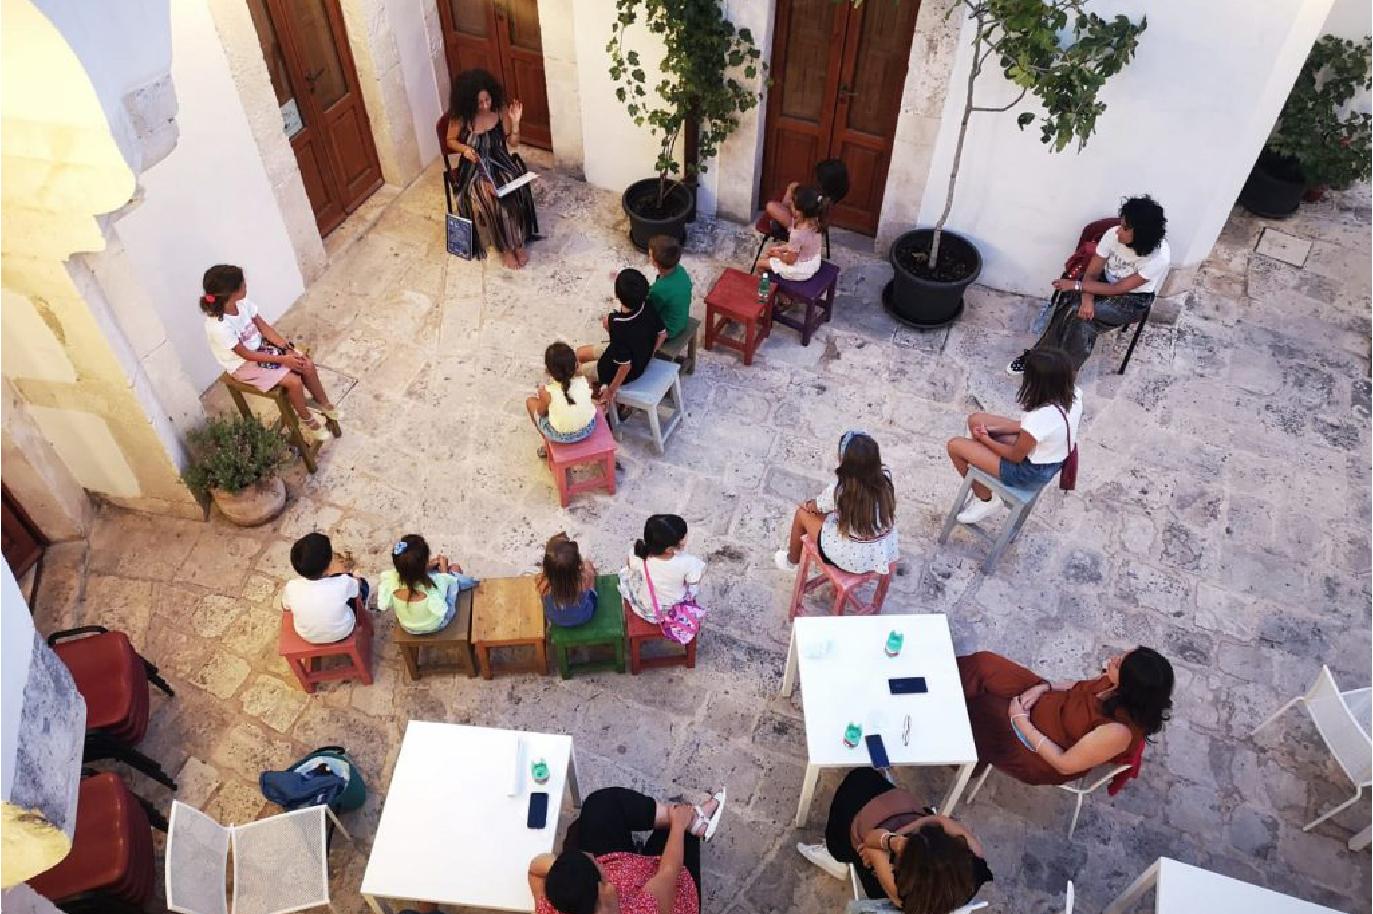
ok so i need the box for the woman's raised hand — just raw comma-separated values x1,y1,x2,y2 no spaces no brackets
509,100,524,123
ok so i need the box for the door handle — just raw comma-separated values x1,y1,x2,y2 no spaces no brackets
838,85,857,100
305,67,325,87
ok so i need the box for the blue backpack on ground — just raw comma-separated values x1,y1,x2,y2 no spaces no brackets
260,745,366,812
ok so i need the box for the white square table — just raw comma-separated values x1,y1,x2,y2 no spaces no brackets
362,721,581,913
1103,857,1346,914
780,614,977,827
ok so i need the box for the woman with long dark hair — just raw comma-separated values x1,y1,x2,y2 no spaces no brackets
958,646,1174,785
1009,194,1169,373
797,767,993,913
445,68,538,269
945,347,1080,525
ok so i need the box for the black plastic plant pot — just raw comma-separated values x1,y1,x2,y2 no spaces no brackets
1238,151,1306,219
883,228,982,329
622,178,693,251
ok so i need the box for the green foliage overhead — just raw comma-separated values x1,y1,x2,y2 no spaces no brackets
183,413,288,495
606,0,764,182
1267,34,1372,190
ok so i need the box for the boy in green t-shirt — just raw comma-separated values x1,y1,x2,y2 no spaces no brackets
646,234,692,339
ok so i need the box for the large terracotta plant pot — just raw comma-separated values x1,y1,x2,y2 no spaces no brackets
210,476,287,527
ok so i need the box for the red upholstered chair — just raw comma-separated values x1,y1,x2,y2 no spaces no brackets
278,609,374,692
28,771,163,914
48,627,177,790
787,534,891,618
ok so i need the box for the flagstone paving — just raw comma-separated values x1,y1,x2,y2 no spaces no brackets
31,160,1371,913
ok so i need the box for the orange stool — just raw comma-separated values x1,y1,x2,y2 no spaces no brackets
787,534,892,618
704,267,772,366
278,610,374,692
544,411,617,507
624,599,697,674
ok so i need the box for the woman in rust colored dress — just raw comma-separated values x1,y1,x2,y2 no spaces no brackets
958,647,1174,785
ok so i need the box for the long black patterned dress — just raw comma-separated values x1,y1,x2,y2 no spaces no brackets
453,121,538,257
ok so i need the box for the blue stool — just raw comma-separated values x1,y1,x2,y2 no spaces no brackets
937,466,1059,571
770,260,840,346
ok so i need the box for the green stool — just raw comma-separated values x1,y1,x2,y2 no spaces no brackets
548,574,627,679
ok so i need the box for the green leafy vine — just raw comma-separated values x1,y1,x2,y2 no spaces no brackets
1266,34,1372,190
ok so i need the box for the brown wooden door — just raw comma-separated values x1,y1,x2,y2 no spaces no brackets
760,0,920,235
2,486,46,579
248,0,384,236
436,0,552,150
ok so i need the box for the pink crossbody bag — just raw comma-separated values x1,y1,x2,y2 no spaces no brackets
641,558,706,646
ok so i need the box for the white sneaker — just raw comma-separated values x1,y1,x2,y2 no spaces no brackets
797,842,848,880
956,494,1002,524
774,549,798,573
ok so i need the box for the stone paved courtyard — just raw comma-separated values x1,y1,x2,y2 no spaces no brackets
29,156,1372,913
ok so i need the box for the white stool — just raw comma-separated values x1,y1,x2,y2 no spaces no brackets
937,465,1056,571
608,359,685,454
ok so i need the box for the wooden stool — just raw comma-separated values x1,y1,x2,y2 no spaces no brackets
771,261,839,346
393,589,476,680
221,352,340,474
624,599,698,675
787,534,891,618
547,574,627,679
471,576,548,679
278,610,373,692
544,411,617,507
655,316,700,374
704,268,772,366
607,359,685,455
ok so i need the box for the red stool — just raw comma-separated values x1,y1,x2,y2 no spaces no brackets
704,267,772,366
544,411,617,507
771,260,840,346
29,772,160,913
787,534,891,618
49,627,177,790
278,610,374,693
624,599,697,675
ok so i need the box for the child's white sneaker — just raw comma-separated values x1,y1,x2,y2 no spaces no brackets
797,842,848,879
773,549,798,572
957,494,1002,524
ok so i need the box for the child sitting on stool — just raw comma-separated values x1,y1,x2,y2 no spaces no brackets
283,533,369,644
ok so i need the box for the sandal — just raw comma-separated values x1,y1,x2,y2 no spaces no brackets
691,788,727,840
303,420,332,443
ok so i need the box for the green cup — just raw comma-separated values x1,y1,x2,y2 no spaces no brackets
843,722,863,748
531,758,550,785
885,630,904,657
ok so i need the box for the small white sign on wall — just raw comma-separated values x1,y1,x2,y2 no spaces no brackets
281,98,304,139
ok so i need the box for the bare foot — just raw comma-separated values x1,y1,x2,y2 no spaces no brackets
515,247,529,267
501,250,520,270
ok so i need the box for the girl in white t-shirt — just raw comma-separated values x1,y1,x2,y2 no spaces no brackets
948,348,1082,525
201,264,337,442
526,342,597,456
1009,195,1169,374
619,514,707,644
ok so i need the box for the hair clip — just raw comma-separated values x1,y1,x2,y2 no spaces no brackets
839,428,872,456
203,293,216,302
392,541,408,556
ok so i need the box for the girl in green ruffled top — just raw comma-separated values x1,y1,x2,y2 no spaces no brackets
377,534,478,635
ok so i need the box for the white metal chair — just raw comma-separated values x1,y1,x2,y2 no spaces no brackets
1251,664,1372,832
845,863,989,913
965,762,1130,836
1064,880,1074,914
166,800,354,914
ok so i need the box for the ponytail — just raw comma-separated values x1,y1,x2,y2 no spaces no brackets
544,342,579,403
633,514,688,559
200,264,245,319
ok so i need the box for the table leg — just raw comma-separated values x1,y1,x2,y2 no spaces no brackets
477,645,493,680
362,894,388,914
940,762,975,817
1102,858,1161,914
780,626,799,696
568,747,583,808
793,762,820,828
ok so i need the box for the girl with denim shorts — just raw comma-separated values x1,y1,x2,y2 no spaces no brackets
527,342,596,456
377,534,478,635
946,347,1083,525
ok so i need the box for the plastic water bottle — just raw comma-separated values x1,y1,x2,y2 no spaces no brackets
757,271,770,304
885,630,905,657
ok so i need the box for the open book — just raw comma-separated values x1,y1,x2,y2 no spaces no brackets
495,172,537,198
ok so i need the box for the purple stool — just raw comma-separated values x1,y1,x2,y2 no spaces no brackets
770,260,840,346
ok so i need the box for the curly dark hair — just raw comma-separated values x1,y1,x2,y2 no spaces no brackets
449,68,506,125
1118,195,1167,257
1103,646,1174,736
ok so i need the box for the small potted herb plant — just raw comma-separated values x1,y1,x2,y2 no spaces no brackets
608,0,763,250
885,0,1145,328
1239,35,1372,218
184,414,289,526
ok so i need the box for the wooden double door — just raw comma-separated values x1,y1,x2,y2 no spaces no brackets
760,0,922,235
248,0,384,235
437,0,551,150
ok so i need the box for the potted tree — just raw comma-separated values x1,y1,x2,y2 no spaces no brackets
884,0,1146,328
608,0,763,250
1238,35,1371,218
184,414,290,526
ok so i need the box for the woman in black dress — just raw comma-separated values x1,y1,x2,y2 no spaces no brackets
445,69,539,270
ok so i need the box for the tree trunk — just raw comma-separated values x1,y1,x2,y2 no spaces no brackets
929,13,985,272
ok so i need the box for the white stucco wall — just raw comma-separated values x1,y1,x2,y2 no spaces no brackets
115,0,305,394
387,0,444,164
1,561,35,803
912,0,1338,295
1322,0,1372,113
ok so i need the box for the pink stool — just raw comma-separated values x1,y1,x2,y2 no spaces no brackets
787,533,892,618
544,411,617,507
278,610,373,693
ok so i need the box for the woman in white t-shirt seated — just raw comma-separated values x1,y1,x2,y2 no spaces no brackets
201,264,337,442
1009,195,1169,374
949,348,1081,525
